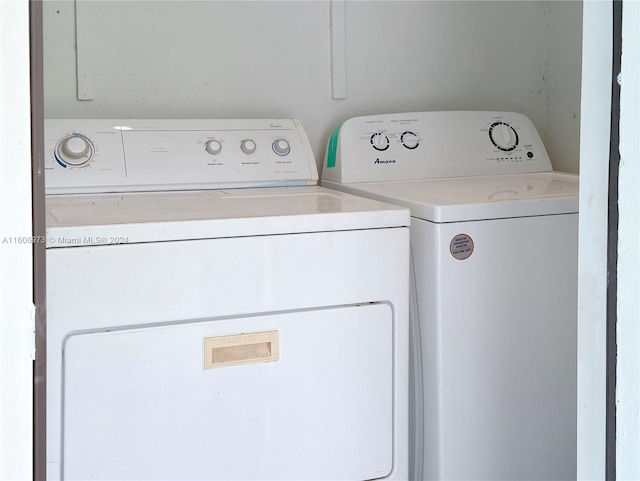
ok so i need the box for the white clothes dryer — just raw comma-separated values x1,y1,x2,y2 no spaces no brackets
322,111,578,481
44,119,410,481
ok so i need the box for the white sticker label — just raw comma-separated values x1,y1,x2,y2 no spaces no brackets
450,234,474,260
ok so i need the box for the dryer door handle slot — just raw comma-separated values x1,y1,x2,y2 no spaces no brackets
204,330,279,369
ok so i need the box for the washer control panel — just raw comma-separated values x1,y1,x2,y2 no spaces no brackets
45,119,318,194
323,111,553,184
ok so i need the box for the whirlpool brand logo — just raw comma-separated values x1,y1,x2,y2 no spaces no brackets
374,158,396,165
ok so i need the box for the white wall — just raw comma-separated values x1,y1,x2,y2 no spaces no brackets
543,1,583,174
43,0,582,173
578,1,640,477
576,1,611,478
617,0,640,477
0,1,34,479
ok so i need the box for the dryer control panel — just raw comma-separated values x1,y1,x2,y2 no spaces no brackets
323,111,553,184
45,119,318,194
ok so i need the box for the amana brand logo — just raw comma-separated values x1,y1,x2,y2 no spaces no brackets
374,158,396,165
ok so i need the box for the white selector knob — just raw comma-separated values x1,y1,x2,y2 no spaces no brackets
241,139,257,155
370,132,390,151
205,140,222,155
401,131,420,150
56,135,93,166
272,139,290,156
489,122,518,151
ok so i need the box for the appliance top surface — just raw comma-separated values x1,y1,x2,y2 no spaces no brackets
323,171,578,223
44,118,409,247
45,186,409,247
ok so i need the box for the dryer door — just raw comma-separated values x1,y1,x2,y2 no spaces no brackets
61,303,394,480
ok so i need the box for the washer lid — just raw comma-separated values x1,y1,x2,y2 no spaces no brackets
45,186,409,247
323,172,578,223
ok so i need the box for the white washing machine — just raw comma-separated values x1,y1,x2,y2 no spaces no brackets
44,119,410,481
321,111,578,481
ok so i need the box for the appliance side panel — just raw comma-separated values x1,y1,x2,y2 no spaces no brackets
435,214,578,480
410,218,444,481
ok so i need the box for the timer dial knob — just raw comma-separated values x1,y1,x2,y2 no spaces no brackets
401,131,420,150
55,134,93,166
205,139,222,155
272,139,291,156
489,122,519,151
241,139,257,155
370,132,390,151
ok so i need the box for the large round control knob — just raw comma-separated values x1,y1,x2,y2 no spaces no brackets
370,132,390,151
401,131,420,150
272,139,291,156
241,139,257,155
55,134,93,166
205,139,222,155
489,122,519,151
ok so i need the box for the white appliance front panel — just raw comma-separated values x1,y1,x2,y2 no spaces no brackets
47,228,410,481
412,214,578,481
322,111,552,184
323,171,578,223
45,119,318,194
45,186,409,246
63,305,393,481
